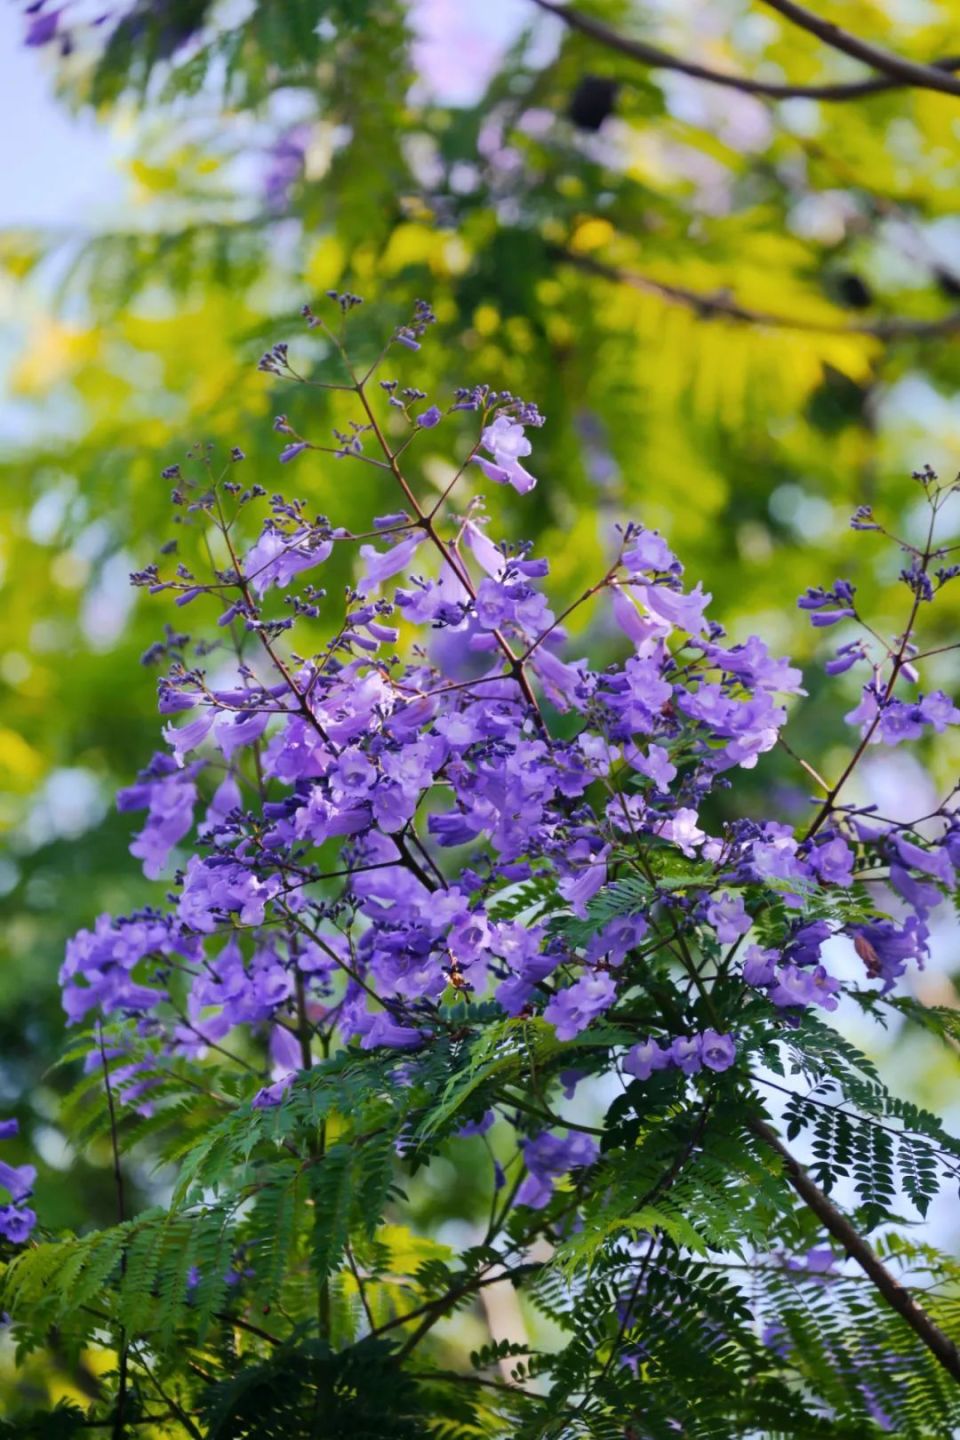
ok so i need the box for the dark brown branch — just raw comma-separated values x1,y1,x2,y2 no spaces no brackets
748,1115,960,1383
530,0,960,101
557,247,960,340
97,1026,129,1440
758,0,960,98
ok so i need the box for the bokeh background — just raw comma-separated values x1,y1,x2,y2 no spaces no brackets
3,0,960,1412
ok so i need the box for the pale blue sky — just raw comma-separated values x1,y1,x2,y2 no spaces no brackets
0,6,123,228
0,0,539,227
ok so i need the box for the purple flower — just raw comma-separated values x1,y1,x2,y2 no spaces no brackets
357,534,424,595
787,1245,835,1274
623,1038,669,1081
178,856,280,933
809,836,854,888
700,1029,736,1073
637,581,711,637
59,913,187,1023
543,971,617,1040
811,609,855,628
252,1075,294,1109
417,405,443,428
891,835,955,886
585,915,647,967
243,525,333,596
516,1130,599,1209
653,808,706,857
117,755,197,879
557,848,609,918
629,744,677,791
462,520,504,577
798,580,855,614
825,642,867,675
0,1159,36,1205
669,1035,703,1076
703,636,805,696
918,690,960,731
0,1206,36,1245
742,945,777,986
705,893,751,944
622,528,675,574
24,10,59,46
475,416,537,494
529,648,590,712
457,1110,495,1138
279,442,309,463
769,963,840,1012
850,917,927,991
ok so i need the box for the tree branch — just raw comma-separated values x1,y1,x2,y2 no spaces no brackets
97,1025,129,1440
557,247,960,340
758,0,960,99
748,1115,960,1383
530,0,960,101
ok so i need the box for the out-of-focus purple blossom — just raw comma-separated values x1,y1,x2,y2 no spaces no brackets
785,1245,835,1274
0,1122,36,1246
624,1038,670,1081
543,971,617,1040
252,1075,294,1109
262,125,310,212
516,1130,599,1209
457,1110,495,1137
117,754,198,879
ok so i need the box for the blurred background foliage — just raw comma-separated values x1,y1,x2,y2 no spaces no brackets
3,0,960,1417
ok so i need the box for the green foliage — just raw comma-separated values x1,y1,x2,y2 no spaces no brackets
197,1337,422,1440
5,0,960,1431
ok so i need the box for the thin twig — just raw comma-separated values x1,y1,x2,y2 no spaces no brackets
558,247,960,341
758,0,960,99
748,1115,960,1382
530,0,960,101
97,1025,129,1440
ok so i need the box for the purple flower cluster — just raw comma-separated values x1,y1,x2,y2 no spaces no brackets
516,1129,599,1209
623,1028,737,1081
0,1122,36,1246
742,945,841,1012
20,0,200,57
58,303,960,1211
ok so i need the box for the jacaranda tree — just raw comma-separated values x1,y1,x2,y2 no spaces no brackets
3,296,960,1438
